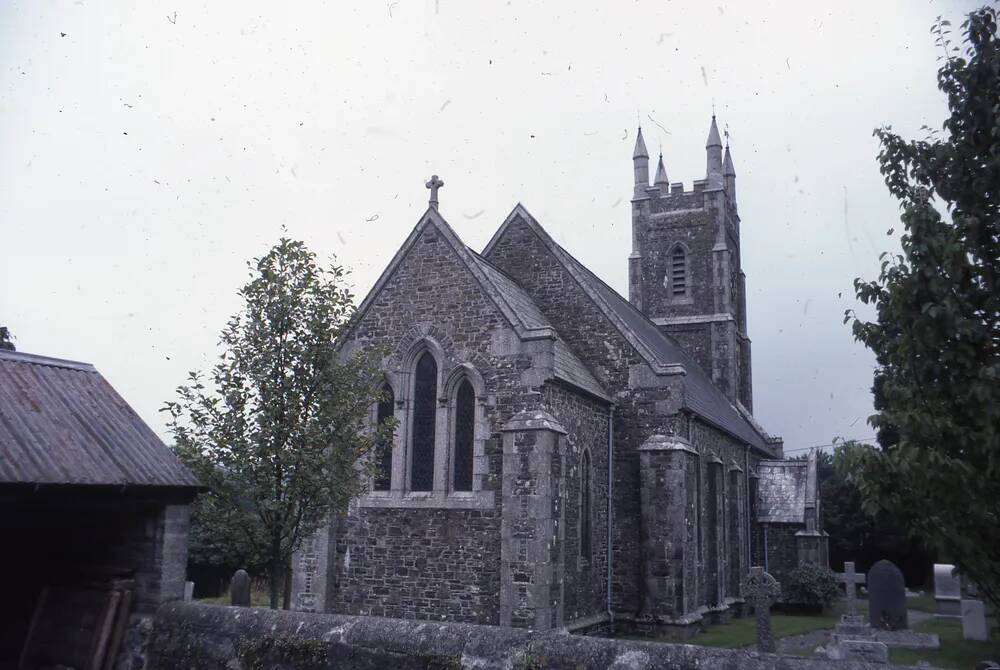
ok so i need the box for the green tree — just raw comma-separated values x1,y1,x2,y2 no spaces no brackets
817,441,933,583
164,238,393,608
847,6,1000,612
0,326,15,351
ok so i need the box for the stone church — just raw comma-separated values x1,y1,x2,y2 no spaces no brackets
292,117,826,633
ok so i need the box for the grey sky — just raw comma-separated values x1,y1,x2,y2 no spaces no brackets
1,0,979,452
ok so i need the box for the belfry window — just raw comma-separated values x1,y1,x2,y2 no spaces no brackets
452,379,475,491
581,450,592,558
670,245,688,296
411,352,437,491
372,384,394,491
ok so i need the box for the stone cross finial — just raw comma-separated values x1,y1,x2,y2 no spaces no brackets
425,174,444,210
837,561,866,617
741,566,781,652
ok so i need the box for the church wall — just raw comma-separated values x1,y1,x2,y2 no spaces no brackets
319,222,545,624
541,383,611,625
689,418,756,611
484,216,686,619
326,505,502,623
751,523,799,586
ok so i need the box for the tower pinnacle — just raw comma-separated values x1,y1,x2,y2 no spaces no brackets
705,115,723,187
632,126,649,159
632,126,650,198
654,153,669,188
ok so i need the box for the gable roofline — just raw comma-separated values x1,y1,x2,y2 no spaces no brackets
0,349,96,372
482,203,774,455
483,204,685,377
349,207,558,346
343,206,611,403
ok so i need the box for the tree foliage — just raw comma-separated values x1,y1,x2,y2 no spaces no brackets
783,563,840,608
817,441,932,584
847,6,1000,612
163,238,393,608
0,326,15,351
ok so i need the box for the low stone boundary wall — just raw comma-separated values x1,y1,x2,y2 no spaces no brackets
150,602,922,669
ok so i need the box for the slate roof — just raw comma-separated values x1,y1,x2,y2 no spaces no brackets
466,251,552,332
467,251,610,401
756,460,808,523
0,350,200,489
484,204,773,454
349,207,610,403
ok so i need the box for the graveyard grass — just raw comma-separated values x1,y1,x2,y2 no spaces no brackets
889,617,1000,670
684,599,847,651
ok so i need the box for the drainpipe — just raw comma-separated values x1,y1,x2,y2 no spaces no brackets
763,525,769,572
606,408,614,621
744,444,751,571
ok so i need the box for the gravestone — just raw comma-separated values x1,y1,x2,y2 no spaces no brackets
230,569,251,607
837,561,866,623
183,581,195,602
934,563,961,616
823,560,889,663
740,566,781,653
868,559,907,630
962,599,988,641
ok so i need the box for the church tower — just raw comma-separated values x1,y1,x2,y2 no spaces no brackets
628,118,753,411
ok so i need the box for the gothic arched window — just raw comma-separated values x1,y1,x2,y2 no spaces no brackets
452,379,475,491
372,384,395,491
670,245,688,297
581,449,592,558
411,352,437,491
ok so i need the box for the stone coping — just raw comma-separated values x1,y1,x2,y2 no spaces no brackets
638,434,698,455
150,603,926,670
358,489,495,510
501,410,567,434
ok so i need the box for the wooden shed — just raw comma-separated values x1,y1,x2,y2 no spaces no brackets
0,350,200,670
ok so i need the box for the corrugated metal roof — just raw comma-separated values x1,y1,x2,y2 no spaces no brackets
0,350,200,488
756,460,807,523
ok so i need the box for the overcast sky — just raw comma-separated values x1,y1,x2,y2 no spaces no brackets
1,0,980,453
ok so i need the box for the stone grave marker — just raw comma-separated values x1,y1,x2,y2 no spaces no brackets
934,563,961,616
962,599,988,641
868,559,908,630
230,569,251,607
822,560,890,663
740,566,781,653
837,561,866,623
183,581,195,602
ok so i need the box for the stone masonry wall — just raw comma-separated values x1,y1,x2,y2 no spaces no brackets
149,602,921,670
316,222,529,623
753,523,800,586
688,418,755,613
328,505,502,623
485,215,678,617
542,384,611,625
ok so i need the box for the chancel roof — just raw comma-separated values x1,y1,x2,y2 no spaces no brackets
484,204,774,454
0,350,200,489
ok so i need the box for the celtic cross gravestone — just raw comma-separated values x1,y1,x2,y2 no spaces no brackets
740,566,782,652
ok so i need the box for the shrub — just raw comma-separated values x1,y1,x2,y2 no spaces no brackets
783,563,840,608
